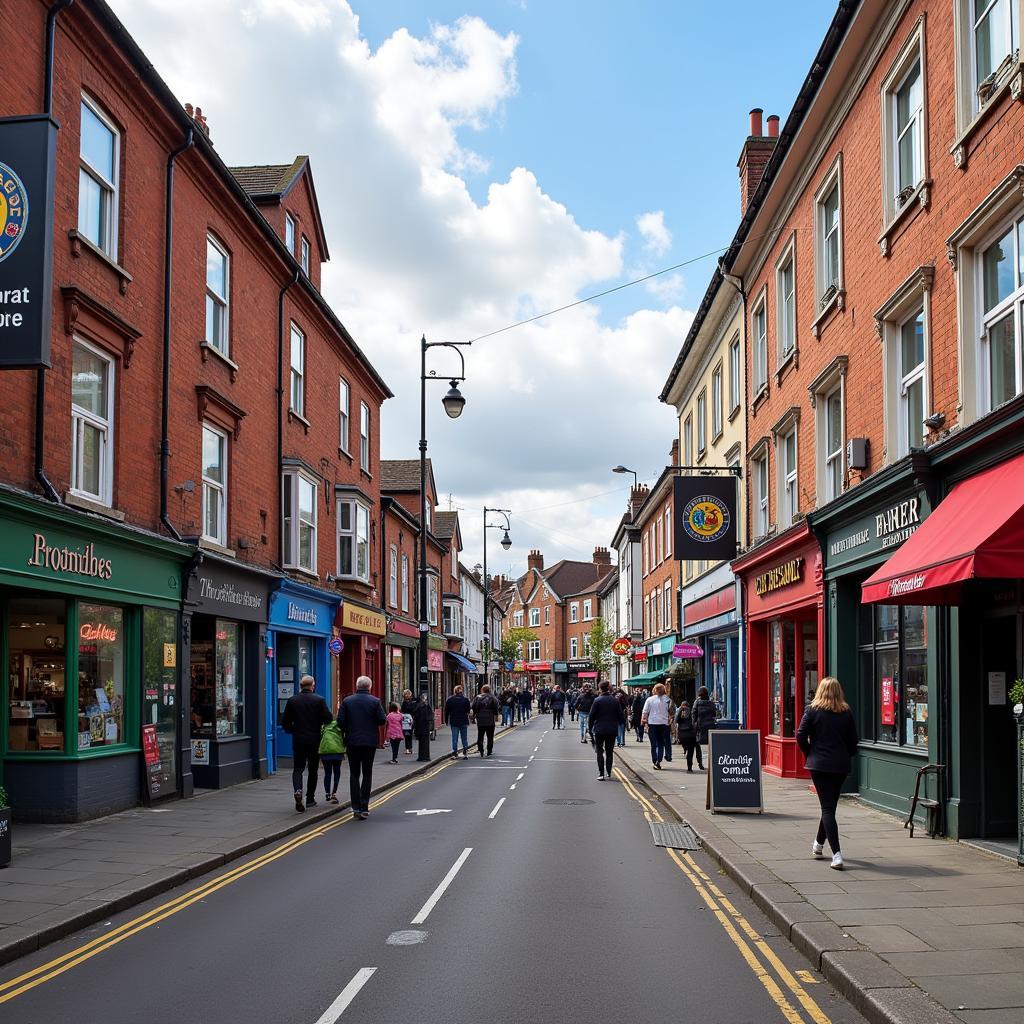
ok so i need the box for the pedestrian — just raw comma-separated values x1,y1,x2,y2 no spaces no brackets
413,693,434,761
384,702,404,763
500,688,514,727
631,688,646,742
281,674,332,812
400,689,418,755
337,676,386,820
318,716,346,803
471,684,501,757
568,688,578,722
550,684,566,729
575,684,596,743
520,687,533,721
444,684,472,760
642,682,673,769
797,677,859,871
692,685,718,769
615,687,629,747
588,680,626,780
675,700,698,772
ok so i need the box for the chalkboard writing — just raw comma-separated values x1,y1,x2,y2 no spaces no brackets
706,729,763,814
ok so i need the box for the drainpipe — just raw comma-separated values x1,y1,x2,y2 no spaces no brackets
34,0,75,504
159,126,194,540
277,272,300,565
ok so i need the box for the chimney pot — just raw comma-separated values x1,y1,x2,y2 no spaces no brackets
767,114,780,138
749,107,763,137
670,438,680,467
527,549,544,572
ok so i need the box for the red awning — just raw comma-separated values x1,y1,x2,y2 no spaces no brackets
578,671,598,679
862,451,1024,605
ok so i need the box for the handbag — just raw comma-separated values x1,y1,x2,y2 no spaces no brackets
401,712,413,731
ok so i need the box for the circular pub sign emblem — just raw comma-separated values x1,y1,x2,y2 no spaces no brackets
0,161,29,264
682,494,731,544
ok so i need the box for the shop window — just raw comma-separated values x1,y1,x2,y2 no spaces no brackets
401,554,409,612
283,470,317,574
859,603,928,749
289,323,305,417
78,95,119,259
77,604,125,749
201,424,228,546
190,617,242,738
71,339,115,505
770,619,796,737
205,235,230,356
337,497,370,582
7,598,66,753
339,378,350,454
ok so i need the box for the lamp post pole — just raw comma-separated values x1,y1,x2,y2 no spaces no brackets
482,507,511,691
418,334,470,700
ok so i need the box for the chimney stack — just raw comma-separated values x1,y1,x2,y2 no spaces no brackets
670,438,680,467
184,102,210,137
592,546,612,567
490,574,505,594
738,107,778,215
629,485,649,519
527,549,544,572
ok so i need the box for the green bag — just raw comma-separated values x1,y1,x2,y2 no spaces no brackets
318,721,346,756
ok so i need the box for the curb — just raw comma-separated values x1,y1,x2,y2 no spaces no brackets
0,725,517,969
614,754,960,1024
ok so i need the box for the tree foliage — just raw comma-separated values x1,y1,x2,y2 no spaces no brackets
587,618,615,681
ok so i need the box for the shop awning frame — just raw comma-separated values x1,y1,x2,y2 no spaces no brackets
446,651,478,674
624,669,667,687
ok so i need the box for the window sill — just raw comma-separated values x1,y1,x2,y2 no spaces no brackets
338,447,353,464
288,408,310,433
810,288,844,338
284,565,319,582
68,230,132,295
711,428,724,446
64,491,125,521
359,468,372,482
775,349,797,385
878,179,932,256
198,537,236,558
751,384,770,415
335,573,371,586
200,342,239,382
950,63,1024,170
728,403,742,424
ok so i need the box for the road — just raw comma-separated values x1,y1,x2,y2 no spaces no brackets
0,718,865,1024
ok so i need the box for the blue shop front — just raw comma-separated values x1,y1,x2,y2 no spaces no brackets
266,580,340,772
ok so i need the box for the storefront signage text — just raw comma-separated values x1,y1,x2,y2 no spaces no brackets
754,558,803,596
340,603,386,636
28,533,112,580
287,602,318,625
199,576,263,611
79,622,118,643
828,496,924,562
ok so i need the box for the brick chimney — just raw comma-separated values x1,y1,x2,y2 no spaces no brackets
592,546,612,566
629,485,649,519
184,102,210,137
527,550,544,572
490,574,505,594
670,438,680,467
738,107,778,215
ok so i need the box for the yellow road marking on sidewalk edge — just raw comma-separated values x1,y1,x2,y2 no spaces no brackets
614,769,833,1024
0,757,458,1004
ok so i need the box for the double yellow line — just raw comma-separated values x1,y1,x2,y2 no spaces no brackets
614,768,832,1024
0,759,453,1005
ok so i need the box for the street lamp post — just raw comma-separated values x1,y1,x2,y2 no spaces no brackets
419,334,470,698
612,464,638,490
482,507,512,690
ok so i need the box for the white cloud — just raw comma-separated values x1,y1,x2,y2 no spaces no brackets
108,0,692,574
636,210,672,256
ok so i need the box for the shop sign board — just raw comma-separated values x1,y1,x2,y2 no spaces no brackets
192,563,271,623
881,677,895,725
673,476,738,561
190,738,210,765
611,638,631,656
754,558,804,596
706,730,763,814
427,650,444,672
648,635,678,657
633,648,647,662
566,659,592,671
825,491,928,571
553,662,568,673
673,642,704,659
141,724,168,801
0,116,58,368
339,603,386,636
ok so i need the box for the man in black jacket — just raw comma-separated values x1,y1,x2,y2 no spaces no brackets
588,680,626,779
338,677,386,819
575,684,596,743
282,675,332,812
471,684,501,757
549,684,567,729
444,685,472,759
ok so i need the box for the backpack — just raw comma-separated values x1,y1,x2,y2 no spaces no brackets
401,712,414,731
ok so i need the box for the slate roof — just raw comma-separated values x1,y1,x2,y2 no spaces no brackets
433,511,458,541
229,157,306,198
380,459,433,492
542,559,614,599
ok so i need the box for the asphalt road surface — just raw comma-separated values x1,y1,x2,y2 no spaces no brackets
0,718,867,1024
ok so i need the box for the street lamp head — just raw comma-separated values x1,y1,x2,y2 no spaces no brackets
500,529,512,550
442,380,466,419
611,465,629,474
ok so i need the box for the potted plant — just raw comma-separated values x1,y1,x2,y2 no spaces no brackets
0,786,10,868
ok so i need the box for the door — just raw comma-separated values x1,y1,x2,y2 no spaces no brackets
980,613,1019,838
275,633,313,759
142,609,179,800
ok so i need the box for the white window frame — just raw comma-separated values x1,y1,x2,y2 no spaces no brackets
697,388,707,456
711,363,724,440
528,640,541,661
978,215,1024,412
428,577,439,627
823,386,845,502
285,212,296,254
205,234,230,356
814,157,844,312
201,423,228,547
752,290,769,394
683,415,693,465
289,322,305,417
78,94,120,260
642,533,649,577
777,426,799,529
654,587,661,632
401,554,409,612
339,378,350,454
752,448,769,540
336,496,371,583
544,605,550,625
70,338,115,505
513,610,524,628
570,636,579,659
570,602,579,623
283,469,318,574
664,578,672,631
664,507,671,559
776,238,798,363
389,545,398,607
360,402,371,473
729,332,741,413
954,0,1019,128
300,236,310,276
583,599,592,621
529,607,540,627
898,309,928,455
582,633,591,657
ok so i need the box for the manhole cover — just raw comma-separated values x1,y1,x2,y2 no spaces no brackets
649,821,700,850
544,798,595,806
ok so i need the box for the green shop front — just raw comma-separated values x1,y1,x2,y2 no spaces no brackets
1,489,188,822
813,456,938,819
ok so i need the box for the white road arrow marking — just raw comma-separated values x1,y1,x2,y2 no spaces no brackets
404,808,452,816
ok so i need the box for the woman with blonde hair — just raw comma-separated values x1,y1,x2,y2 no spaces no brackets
796,676,858,870
641,681,673,769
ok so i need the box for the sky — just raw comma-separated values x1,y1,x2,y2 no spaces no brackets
109,0,835,578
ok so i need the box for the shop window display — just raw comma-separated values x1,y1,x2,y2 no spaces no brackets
770,620,796,737
190,618,243,738
77,603,125,749
8,597,66,752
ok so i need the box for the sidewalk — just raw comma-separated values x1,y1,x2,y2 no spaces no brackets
0,736,489,967
612,739,1024,1024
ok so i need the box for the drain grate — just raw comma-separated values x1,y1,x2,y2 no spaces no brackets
544,798,595,806
649,821,700,850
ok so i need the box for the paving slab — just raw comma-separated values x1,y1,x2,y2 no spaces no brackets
845,926,933,952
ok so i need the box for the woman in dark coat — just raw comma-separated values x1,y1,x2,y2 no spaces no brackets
691,685,717,769
796,676,859,871
675,700,698,772
400,690,419,754
413,694,434,762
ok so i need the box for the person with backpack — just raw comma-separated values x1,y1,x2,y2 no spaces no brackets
444,685,472,760
630,688,647,743
318,715,346,803
281,674,332,812
550,684,567,729
588,680,627,780
575,683,596,743
400,689,418,755
471,684,501,757
675,700,698,772
692,685,718,770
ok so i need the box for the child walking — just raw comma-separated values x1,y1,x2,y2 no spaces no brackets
385,702,404,764
318,718,346,803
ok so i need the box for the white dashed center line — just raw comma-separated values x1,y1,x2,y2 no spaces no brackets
488,798,505,819
411,848,473,926
516,772,525,781
312,968,377,1023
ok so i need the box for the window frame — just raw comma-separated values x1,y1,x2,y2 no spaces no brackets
401,554,409,612
359,401,371,473
977,214,1024,411
711,362,724,440
898,309,928,454
729,332,741,414
752,448,769,540
813,157,844,315
389,545,398,607
752,289,769,395
70,337,115,506
289,322,305,417
570,602,579,623
683,415,693,465
78,93,120,260
823,386,845,502
529,607,540,627
285,212,296,254
204,234,230,357
664,507,671,560
336,496,371,583
300,235,310,276
339,378,351,454
570,636,579,659
583,599,592,621
201,423,228,547
283,468,318,574
776,238,798,365
696,388,707,457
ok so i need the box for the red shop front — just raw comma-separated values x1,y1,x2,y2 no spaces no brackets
733,523,823,778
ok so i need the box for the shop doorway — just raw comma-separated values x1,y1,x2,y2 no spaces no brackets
979,612,1019,839
275,634,314,759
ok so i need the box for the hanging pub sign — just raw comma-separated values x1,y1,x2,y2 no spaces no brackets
673,475,737,562
0,115,57,368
